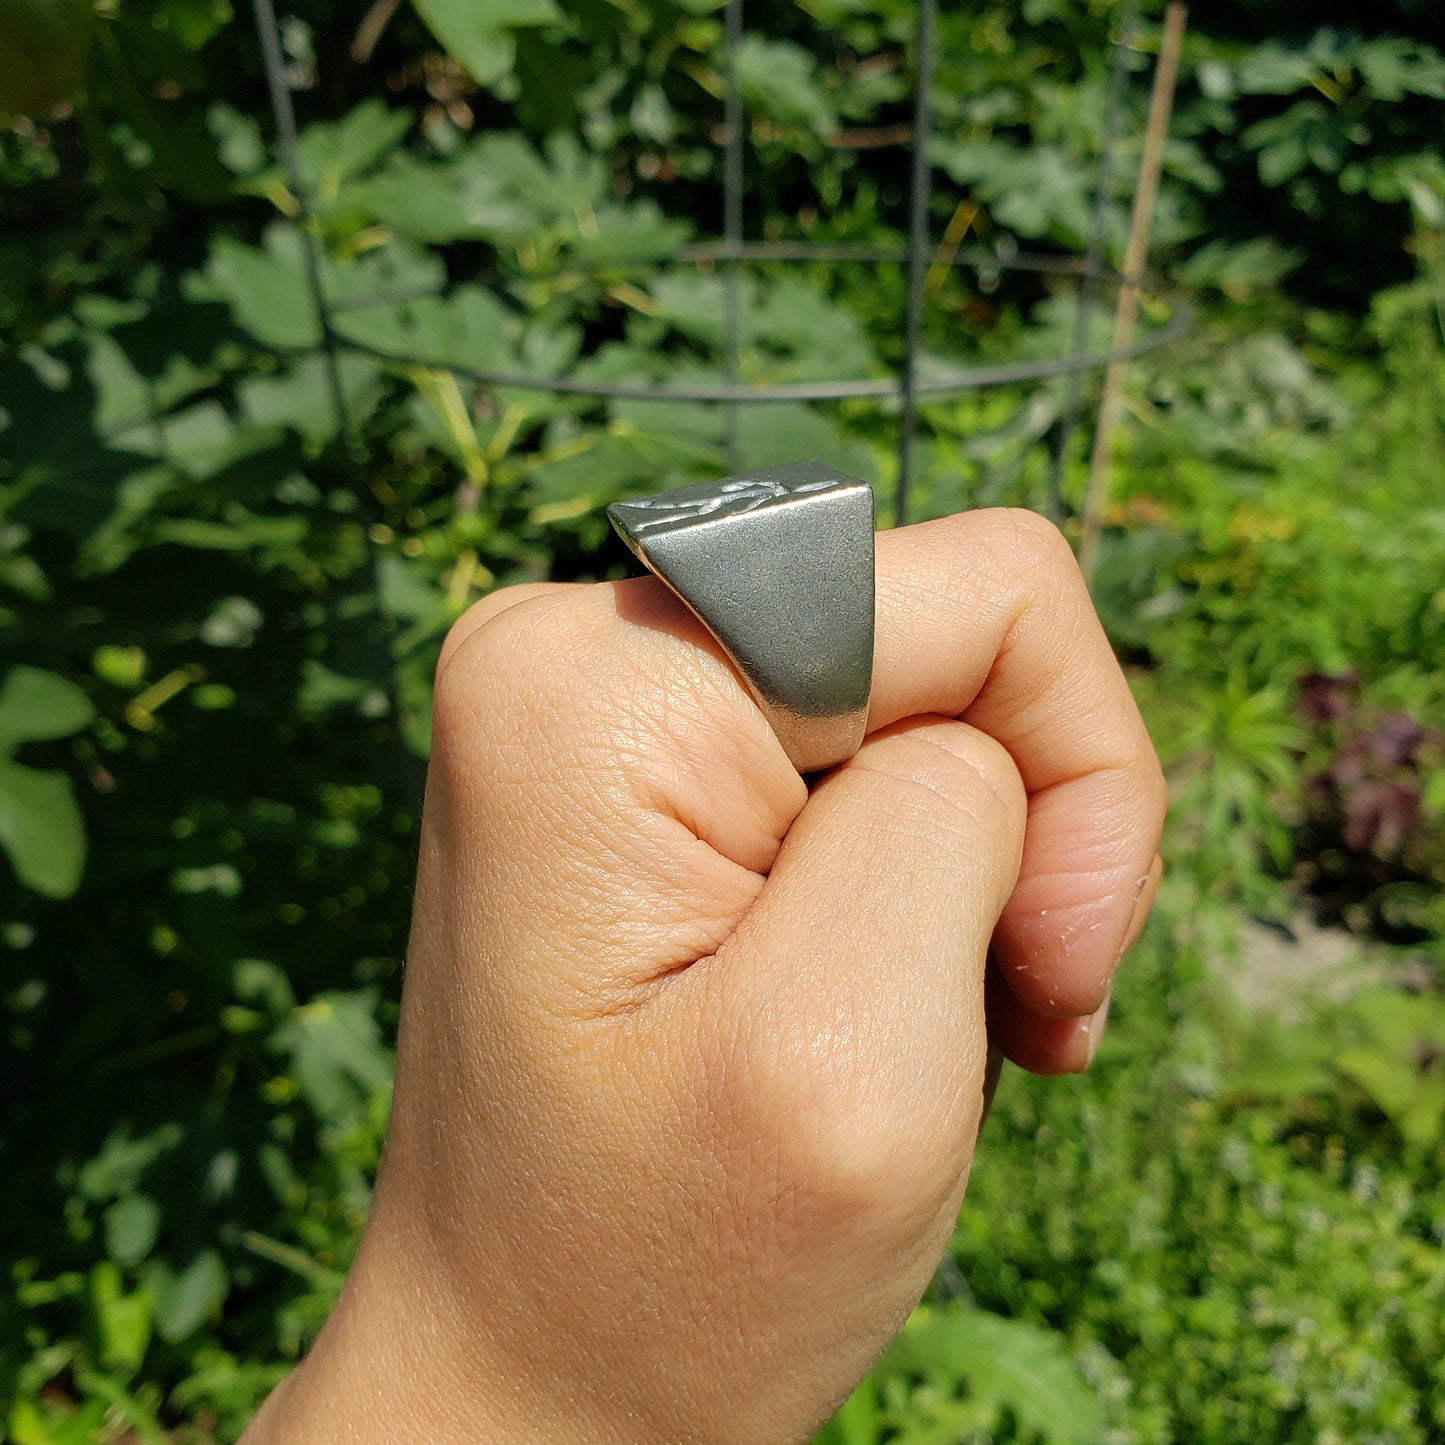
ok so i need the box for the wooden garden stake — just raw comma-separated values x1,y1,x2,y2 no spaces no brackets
1078,1,1188,586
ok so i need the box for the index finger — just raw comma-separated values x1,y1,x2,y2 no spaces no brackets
869,508,1165,1019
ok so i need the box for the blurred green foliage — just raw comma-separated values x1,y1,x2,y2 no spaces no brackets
1,0,1443,1439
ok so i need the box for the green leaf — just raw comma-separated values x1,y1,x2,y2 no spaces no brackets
355,151,543,245
1351,986,1445,1053
92,19,232,202
376,552,442,623
1228,1019,1335,1101
1336,1047,1445,1147
1355,37,1445,102
86,328,217,439
89,1261,153,1375
296,662,390,720
233,958,296,1015
0,666,94,751
238,352,384,443
813,1372,882,1445
200,230,320,350
147,1249,229,1344
9,1395,88,1445
0,0,93,118
77,1125,184,1203
882,1307,1101,1445
207,100,266,174
332,284,517,374
488,132,606,221
150,0,233,52
104,1195,161,1267
151,514,308,554
171,863,243,897
735,36,837,134
200,225,449,355
295,99,411,192
933,138,1092,245
1177,239,1303,294
357,130,609,250
731,404,873,481
1234,45,1317,96
0,756,87,898
111,400,281,481
410,0,562,88
526,427,708,513
565,200,689,268
1244,103,1332,187
271,989,394,1122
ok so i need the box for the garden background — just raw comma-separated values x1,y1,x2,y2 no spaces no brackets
2,0,1443,1440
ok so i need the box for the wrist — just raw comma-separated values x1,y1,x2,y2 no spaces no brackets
243,1203,529,1444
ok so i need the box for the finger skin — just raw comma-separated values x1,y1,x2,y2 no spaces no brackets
435,581,579,685
243,511,1164,1444
679,716,1029,1432
987,852,1159,1075
707,716,1027,1225
985,965,1097,1076
439,510,1164,1031
449,512,1166,1024
869,510,1165,1019
261,714,1033,1445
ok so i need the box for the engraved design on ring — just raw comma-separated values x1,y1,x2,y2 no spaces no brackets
608,461,876,774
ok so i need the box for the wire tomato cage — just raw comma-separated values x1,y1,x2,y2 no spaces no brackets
250,0,1185,529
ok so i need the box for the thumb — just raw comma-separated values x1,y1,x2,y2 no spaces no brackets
708,716,1027,1231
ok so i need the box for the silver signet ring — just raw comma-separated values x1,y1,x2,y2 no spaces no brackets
608,461,875,774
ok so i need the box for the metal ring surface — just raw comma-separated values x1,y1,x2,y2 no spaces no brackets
608,462,876,774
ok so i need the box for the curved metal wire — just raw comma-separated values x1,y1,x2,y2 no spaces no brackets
337,276,1190,405
252,3,1185,525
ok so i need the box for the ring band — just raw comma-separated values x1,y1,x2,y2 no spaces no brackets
608,461,875,773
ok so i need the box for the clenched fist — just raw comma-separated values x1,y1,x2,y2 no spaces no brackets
244,509,1164,1444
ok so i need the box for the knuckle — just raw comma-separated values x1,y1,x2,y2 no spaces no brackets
433,590,574,745
436,584,552,685
859,722,1026,836
930,508,1084,620
993,507,1079,575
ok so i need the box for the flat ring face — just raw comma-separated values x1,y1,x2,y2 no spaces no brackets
608,461,875,774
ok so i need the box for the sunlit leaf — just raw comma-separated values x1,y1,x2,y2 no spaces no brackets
147,1250,229,1344
271,989,394,1121
0,666,94,751
104,1194,161,1267
0,757,87,898
882,1307,1102,1445
356,151,544,245
200,230,320,350
736,36,837,134
238,352,384,443
89,1261,153,1374
295,99,411,192
410,0,562,88
332,284,517,374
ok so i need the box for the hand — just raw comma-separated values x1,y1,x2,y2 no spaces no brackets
244,508,1164,1444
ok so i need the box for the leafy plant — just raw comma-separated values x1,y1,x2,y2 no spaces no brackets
0,667,94,898
1295,671,1445,938
1232,985,1445,1155
3,1,1445,1439
955,910,1445,1444
815,1307,1101,1445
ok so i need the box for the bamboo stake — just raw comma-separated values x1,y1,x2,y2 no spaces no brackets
1077,2,1188,586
